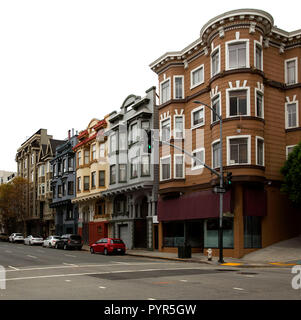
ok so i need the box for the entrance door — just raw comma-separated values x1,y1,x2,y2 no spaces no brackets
134,219,147,248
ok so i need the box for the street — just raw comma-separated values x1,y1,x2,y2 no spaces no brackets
0,241,300,300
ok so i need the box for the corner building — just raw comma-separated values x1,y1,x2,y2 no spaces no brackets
150,9,301,258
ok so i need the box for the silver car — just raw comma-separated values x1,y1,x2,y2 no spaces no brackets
43,235,61,248
24,235,44,245
9,233,24,243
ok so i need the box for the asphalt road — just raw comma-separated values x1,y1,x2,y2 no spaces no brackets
0,241,301,300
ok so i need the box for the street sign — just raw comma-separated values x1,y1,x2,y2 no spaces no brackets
213,186,226,193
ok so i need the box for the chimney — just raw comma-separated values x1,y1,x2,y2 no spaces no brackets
68,130,71,140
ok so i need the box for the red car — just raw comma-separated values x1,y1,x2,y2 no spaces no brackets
90,238,126,255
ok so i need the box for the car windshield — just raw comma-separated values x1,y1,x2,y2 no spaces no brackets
70,235,81,241
15,233,23,236
53,236,61,239
32,235,42,238
111,239,124,244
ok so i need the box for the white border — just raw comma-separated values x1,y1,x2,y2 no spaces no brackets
254,40,263,71
160,155,172,181
159,77,171,104
174,154,185,179
173,75,185,99
211,139,220,169
285,100,299,129
191,105,205,129
190,64,204,89
191,148,205,170
284,57,298,85
255,136,265,166
225,39,250,71
173,114,185,139
255,88,264,118
226,87,250,118
226,135,251,165
210,45,221,78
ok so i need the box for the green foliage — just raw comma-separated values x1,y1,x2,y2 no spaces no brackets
280,142,301,206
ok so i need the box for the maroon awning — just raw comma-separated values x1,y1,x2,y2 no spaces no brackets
243,187,267,216
158,190,232,222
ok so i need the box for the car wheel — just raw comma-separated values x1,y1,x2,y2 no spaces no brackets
55,243,59,249
90,247,94,254
48,243,52,248
104,248,108,256
63,244,67,250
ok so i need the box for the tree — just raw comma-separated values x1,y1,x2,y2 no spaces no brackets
280,142,301,206
0,183,15,233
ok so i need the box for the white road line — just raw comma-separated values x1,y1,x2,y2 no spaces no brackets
63,263,78,267
148,298,156,300
113,262,129,265
99,286,106,289
233,287,245,291
180,280,188,282
65,280,71,282
64,254,76,258
8,266,19,270
26,255,37,259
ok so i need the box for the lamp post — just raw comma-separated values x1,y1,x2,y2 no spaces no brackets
193,100,224,263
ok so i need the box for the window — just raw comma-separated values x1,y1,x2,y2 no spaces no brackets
204,218,234,248
174,76,184,99
256,137,264,166
130,123,138,144
58,185,62,198
31,154,35,165
244,216,262,248
174,154,184,178
91,171,96,188
119,164,127,182
191,65,204,88
77,177,81,191
255,43,263,70
228,136,250,165
63,159,67,172
256,90,264,118
191,106,204,128
84,176,89,191
110,165,116,184
286,145,297,159
99,170,105,187
285,102,298,128
212,141,221,169
160,78,170,104
84,150,89,164
68,157,73,171
285,58,298,85
131,157,139,179
77,151,81,166
192,148,205,170
211,95,221,123
160,156,171,181
31,171,34,182
141,155,150,176
161,118,171,141
228,90,248,116
91,144,96,160
227,41,248,69
141,121,150,131
174,115,184,139
68,181,74,195
110,132,117,153
99,143,105,157
62,182,66,196
211,48,220,77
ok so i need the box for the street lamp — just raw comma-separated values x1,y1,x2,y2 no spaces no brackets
193,100,224,263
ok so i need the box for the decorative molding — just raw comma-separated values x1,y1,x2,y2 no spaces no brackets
210,86,219,99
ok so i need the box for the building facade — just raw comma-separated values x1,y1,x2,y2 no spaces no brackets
0,171,16,185
102,87,159,250
50,131,78,236
72,117,112,245
150,9,301,258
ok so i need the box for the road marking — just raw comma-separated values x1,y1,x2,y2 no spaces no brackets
269,262,297,266
113,262,129,265
5,250,12,253
26,255,37,259
65,280,71,282
63,263,78,267
148,298,156,300
99,286,106,289
8,266,19,270
233,287,245,291
64,254,76,258
221,263,242,266
180,280,188,282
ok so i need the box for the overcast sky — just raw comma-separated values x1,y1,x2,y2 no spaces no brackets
1,0,300,172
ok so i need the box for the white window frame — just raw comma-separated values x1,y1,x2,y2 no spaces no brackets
160,117,171,141
254,40,263,71
226,87,250,118
255,88,264,118
286,145,297,159
211,139,221,169
285,57,298,85
160,77,171,104
110,132,117,153
255,136,265,166
160,155,171,181
173,114,185,139
190,64,204,89
191,106,205,129
173,75,184,99
225,39,250,71
211,92,222,124
210,45,221,78
91,144,96,160
191,148,205,170
285,100,299,129
174,154,185,179
227,135,251,166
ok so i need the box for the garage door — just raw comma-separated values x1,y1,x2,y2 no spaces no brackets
119,224,131,249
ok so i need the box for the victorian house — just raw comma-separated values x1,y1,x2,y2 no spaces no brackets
50,130,78,235
102,87,159,250
72,117,111,245
149,9,301,258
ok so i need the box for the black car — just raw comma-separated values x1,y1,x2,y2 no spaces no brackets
55,234,83,250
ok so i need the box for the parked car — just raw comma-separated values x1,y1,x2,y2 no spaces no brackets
55,234,82,250
43,235,61,248
0,233,9,242
24,235,44,245
90,238,126,255
8,233,24,243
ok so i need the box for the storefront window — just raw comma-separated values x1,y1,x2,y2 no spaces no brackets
244,216,262,248
163,222,184,247
204,218,234,248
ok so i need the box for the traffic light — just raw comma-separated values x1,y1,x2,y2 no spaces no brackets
224,172,233,190
143,129,152,153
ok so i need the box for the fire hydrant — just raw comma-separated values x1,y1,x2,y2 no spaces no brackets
207,248,212,261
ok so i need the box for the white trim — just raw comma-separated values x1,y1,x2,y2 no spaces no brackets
286,145,297,159
191,148,205,170
174,154,185,179
254,40,263,71
160,155,172,181
191,105,205,129
255,88,264,118
225,39,250,71
285,100,299,129
210,45,221,78
226,86,250,118
190,64,204,89
211,91,222,124
160,116,171,141
173,75,185,99
159,77,171,104
284,57,298,85
226,135,251,166
255,136,265,166
211,139,221,169
173,114,185,139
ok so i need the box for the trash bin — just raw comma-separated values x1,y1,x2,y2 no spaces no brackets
178,244,191,258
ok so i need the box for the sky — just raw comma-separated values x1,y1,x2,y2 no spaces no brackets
1,0,301,172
